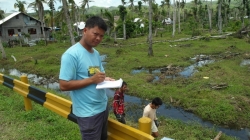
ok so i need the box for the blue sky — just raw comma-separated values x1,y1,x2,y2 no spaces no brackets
0,0,193,13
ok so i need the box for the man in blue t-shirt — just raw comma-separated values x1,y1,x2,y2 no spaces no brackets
59,16,114,140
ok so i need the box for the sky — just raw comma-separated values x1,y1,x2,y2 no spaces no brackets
0,0,192,13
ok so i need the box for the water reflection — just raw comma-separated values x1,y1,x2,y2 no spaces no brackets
240,59,250,66
131,59,215,80
132,58,250,81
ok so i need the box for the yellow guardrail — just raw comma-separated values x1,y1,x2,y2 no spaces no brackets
0,73,154,140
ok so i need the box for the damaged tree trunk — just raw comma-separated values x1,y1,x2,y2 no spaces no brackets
0,38,7,59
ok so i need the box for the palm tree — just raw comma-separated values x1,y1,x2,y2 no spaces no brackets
81,0,94,9
0,9,4,19
138,1,143,14
121,0,126,6
54,5,65,28
103,9,116,41
128,0,135,11
47,0,56,39
28,0,47,46
61,0,75,45
118,5,127,40
68,0,79,35
14,0,26,13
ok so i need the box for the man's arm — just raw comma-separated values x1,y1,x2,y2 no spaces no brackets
59,71,106,91
142,109,149,117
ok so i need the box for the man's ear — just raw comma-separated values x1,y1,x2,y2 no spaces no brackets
83,28,87,34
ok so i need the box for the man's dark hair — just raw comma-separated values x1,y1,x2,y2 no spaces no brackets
122,81,127,87
152,97,162,106
85,16,107,31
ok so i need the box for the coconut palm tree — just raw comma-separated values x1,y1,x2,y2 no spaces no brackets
28,0,47,46
118,5,127,40
81,0,94,9
128,0,135,11
14,0,27,13
121,0,126,6
103,9,117,41
54,6,65,27
61,0,75,45
138,1,143,14
0,9,4,19
47,0,55,36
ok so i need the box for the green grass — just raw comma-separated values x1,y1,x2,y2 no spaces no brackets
0,87,80,140
0,31,249,139
0,85,237,140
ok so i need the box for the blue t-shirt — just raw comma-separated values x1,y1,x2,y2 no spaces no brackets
59,42,107,117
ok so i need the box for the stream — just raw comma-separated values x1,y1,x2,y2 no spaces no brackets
1,55,250,139
1,67,249,140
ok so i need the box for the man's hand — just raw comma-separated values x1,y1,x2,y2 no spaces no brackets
91,72,106,84
154,120,159,127
105,77,115,81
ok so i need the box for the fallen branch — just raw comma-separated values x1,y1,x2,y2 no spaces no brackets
213,131,222,140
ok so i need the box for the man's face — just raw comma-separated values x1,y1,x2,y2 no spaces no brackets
121,85,127,92
83,26,105,48
152,104,160,109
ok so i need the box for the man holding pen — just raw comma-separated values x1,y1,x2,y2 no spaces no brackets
59,16,114,140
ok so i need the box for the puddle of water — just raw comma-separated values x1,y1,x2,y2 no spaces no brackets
131,59,215,79
179,59,215,78
240,59,250,66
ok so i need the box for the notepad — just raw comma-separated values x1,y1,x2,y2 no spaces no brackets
96,78,123,89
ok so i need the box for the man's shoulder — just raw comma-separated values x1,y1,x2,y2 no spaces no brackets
143,104,151,111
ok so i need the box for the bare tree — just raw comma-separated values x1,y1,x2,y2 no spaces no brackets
0,10,6,59
206,0,213,32
172,0,176,37
148,0,153,56
177,0,181,33
218,0,222,34
0,39,6,59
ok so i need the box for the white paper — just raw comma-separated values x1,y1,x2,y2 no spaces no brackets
96,78,123,89
161,137,174,140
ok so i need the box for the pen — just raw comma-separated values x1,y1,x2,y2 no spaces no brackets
95,68,100,73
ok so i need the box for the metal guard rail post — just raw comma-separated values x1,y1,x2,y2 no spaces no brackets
0,73,154,140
